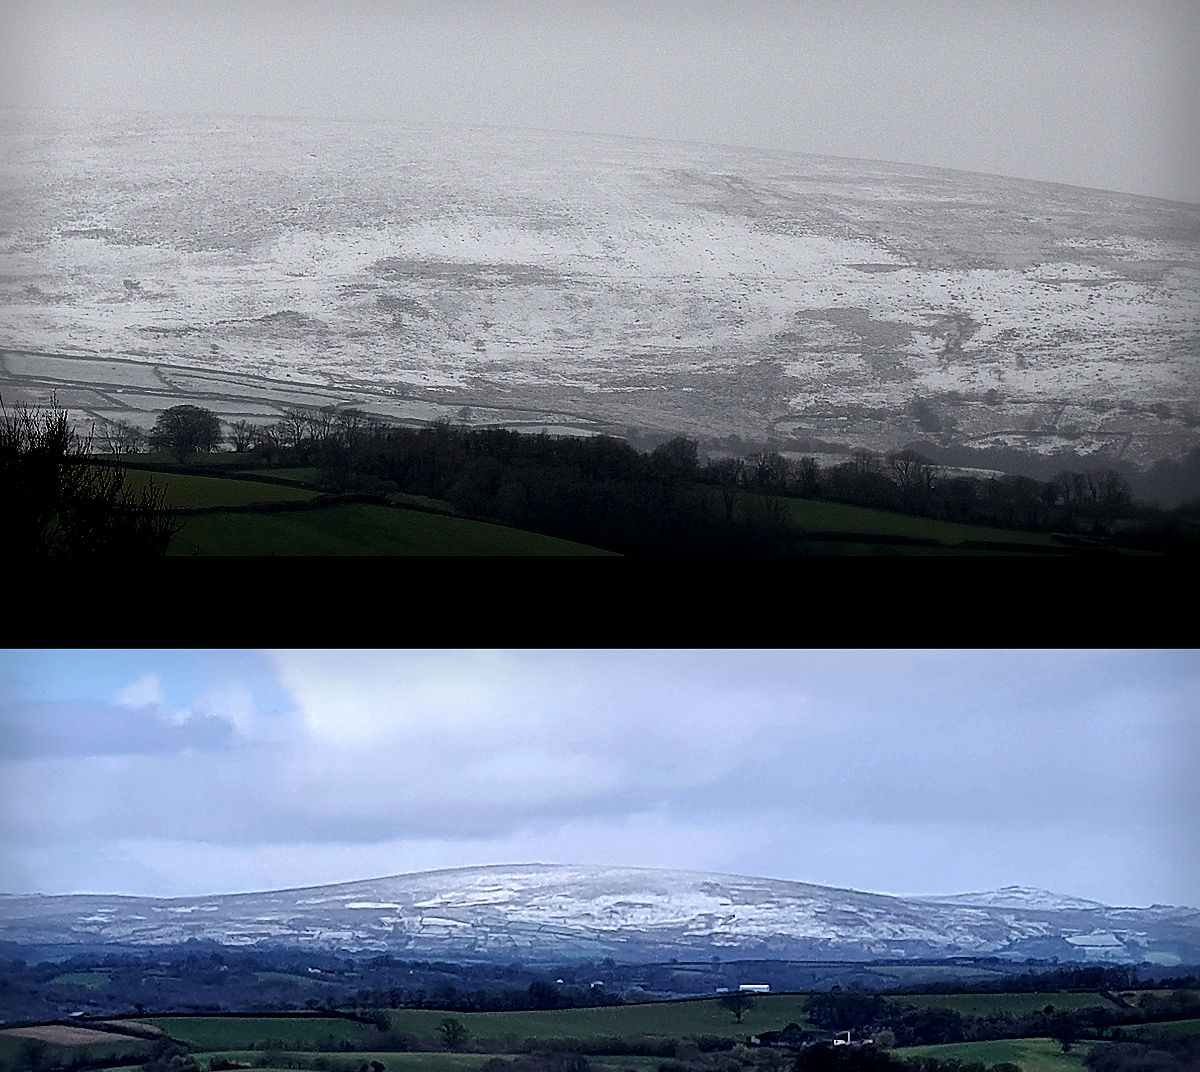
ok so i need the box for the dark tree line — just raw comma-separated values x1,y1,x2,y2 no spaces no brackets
21,395,1198,554
194,411,1147,552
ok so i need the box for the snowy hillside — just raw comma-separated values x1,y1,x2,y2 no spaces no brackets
916,886,1110,911
2,864,1197,966
1,110,1197,468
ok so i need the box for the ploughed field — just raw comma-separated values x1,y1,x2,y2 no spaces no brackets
2,109,1198,469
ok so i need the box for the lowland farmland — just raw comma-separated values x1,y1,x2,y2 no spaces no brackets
3,986,1200,1072
86,436,1197,557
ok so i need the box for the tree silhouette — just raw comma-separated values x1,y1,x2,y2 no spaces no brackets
720,991,756,1022
149,404,223,461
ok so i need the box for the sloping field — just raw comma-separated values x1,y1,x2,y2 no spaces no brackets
118,466,318,507
168,502,618,555
0,1026,155,1068
47,970,111,989
202,1053,514,1072
136,1015,370,1050
776,497,1062,547
885,991,1115,1016
1124,1017,1200,1041
379,995,813,1043
0,1024,128,1044
202,1053,666,1072
894,1037,1090,1072
141,998,811,1051
2,109,1197,470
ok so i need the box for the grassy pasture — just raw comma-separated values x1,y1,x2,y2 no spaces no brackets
47,970,111,989
775,496,1060,548
246,467,326,483
197,1053,667,1072
200,1052,492,1070
886,992,1114,1017
253,969,339,988
168,502,618,555
864,965,1011,984
145,998,809,1054
119,467,318,507
894,1037,1090,1072
136,1015,371,1050
382,995,812,1043
1123,1017,1200,1041
1121,988,1200,1003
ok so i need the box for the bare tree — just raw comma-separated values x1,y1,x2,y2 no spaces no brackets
102,417,148,456
887,448,938,509
227,419,256,453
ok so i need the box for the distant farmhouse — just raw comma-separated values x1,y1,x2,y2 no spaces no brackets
748,1024,816,1049
738,983,770,993
748,1026,875,1050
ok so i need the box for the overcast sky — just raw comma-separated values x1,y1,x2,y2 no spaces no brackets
0,648,1195,907
3,1,1199,203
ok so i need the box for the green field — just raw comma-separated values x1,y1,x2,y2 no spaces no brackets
253,970,340,988
41,1002,1200,1072
139,998,809,1051
197,1053,667,1072
47,970,112,989
168,502,618,555
777,496,1061,548
136,1015,371,1050
894,1036,1091,1072
865,966,1013,985
1123,1017,1200,1041
886,992,1114,1017
120,467,318,507
246,467,326,483
377,996,812,1043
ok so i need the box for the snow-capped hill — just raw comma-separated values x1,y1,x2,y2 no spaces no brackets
917,886,1109,911
1,864,1196,966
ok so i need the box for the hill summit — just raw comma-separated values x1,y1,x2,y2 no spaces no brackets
2,863,1196,965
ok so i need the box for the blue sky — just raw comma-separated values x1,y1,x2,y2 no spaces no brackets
0,649,1195,905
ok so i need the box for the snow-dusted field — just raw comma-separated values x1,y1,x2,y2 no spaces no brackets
2,109,1197,465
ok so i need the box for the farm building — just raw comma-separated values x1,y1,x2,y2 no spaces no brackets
748,1024,816,1049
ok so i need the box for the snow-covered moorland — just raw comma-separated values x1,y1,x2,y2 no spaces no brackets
1,864,1197,965
1,110,1197,466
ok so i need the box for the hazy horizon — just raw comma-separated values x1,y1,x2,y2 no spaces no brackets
4,0,1199,204
7,98,1198,211
5,858,1188,911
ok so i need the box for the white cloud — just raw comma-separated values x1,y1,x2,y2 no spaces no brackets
3,649,1195,906
115,673,163,708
